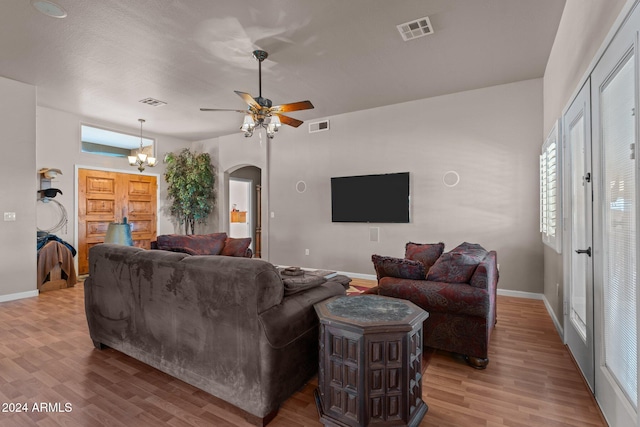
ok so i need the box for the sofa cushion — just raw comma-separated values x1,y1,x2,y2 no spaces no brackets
378,277,489,317
452,242,488,260
156,233,227,255
426,242,488,283
220,237,252,257
404,242,445,272
371,254,426,280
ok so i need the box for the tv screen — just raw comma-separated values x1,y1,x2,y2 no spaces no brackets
331,172,410,223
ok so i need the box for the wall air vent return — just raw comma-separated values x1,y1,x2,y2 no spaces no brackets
139,97,167,107
309,120,330,133
397,16,434,41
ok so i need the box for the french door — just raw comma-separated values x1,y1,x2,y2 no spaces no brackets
78,168,157,275
563,80,595,391
590,4,639,425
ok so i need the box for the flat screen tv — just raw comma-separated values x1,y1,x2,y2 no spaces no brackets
331,172,410,223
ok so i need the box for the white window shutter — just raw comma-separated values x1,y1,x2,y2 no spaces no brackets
540,120,562,253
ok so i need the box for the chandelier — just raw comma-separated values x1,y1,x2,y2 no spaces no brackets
128,119,157,172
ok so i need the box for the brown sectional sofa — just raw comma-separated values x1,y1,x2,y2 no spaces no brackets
84,244,346,425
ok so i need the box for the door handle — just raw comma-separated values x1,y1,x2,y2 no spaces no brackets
575,247,592,257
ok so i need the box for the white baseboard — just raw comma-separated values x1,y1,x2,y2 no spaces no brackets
542,294,564,340
496,289,543,300
0,290,39,303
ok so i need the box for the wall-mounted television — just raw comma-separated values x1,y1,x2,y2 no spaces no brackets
331,172,410,223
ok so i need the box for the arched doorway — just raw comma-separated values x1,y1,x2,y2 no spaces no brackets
229,166,262,257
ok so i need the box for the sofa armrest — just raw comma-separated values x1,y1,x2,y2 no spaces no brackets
259,281,346,349
470,251,498,290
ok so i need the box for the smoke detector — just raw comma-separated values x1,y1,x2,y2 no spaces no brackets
397,16,434,41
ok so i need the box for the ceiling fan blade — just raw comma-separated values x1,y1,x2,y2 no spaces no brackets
234,91,260,109
200,108,247,113
275,113,303,128
270,100,314,113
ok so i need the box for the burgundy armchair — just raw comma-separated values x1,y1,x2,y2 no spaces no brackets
370,242,498,369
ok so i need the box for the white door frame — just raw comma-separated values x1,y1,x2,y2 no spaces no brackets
590,4,639,425
562,78,595,391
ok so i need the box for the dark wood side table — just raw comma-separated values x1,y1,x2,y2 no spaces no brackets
314,295,429,427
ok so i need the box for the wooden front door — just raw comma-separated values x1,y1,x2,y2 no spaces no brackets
78,169,157,275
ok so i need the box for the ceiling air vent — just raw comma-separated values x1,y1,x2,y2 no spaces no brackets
397,16,434,41
309,120,330,133
139,97,167,107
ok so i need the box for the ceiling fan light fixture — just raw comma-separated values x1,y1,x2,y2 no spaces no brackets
266,116,281,139
241,114,256,137
201,50,314,140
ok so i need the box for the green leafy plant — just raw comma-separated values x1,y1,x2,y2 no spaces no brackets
164,148,215,235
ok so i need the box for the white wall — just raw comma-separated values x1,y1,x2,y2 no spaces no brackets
0,76,37,300
542,0,628,324
35,106,191,243
265,79,543,293
193,134,272,257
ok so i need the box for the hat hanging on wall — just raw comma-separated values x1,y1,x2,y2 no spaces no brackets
39,168,63,179
38,188,62,198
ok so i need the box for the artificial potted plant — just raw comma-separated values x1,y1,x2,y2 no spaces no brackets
164,148,215,235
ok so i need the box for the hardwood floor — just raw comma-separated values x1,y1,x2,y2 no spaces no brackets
0,281,605,426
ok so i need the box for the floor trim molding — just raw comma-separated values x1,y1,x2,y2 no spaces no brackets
542,294,564,339
0,290,39,303
496,289,543,300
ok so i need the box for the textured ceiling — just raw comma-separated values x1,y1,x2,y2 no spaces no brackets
0,0,566,141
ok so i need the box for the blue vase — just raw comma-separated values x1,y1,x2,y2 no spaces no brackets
104,223,133,246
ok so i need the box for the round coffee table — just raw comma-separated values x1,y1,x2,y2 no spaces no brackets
314,295,429,426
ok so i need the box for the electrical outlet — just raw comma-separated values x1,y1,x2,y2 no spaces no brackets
270,212,275,218
305,249,310,255
3,212,16,221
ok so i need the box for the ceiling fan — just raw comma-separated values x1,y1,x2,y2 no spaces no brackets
200,50,314,139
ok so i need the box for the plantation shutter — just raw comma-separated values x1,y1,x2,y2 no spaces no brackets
540,122,561,253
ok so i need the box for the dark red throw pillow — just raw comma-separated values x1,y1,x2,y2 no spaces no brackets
404,242,445,273
156,233,227,255
220,237,252,257
371,254,426,280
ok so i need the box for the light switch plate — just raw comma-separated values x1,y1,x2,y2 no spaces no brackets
4,212,16,221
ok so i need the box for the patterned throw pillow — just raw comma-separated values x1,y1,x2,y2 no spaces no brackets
220,237,252,257
426,242,488,283
156,233,227,255
371,254,426,280
404,242,445,273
